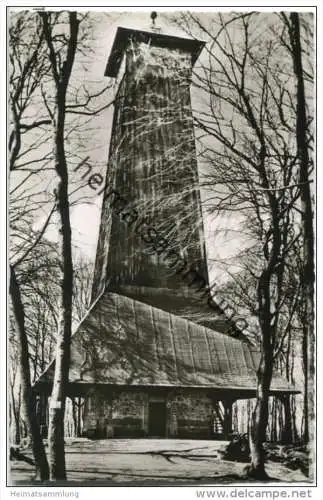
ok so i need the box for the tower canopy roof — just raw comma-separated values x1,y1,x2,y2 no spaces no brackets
105,26,205,77
35,291,298,397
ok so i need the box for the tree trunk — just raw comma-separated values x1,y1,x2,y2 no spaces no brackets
47,126,74,480
40,11,79,480
247,231,278,480
287,12,315,446
15,387,21,445
10,382,21,445
9,265,49,481
302,322,309,442
14,416,21,446
248,353,272,480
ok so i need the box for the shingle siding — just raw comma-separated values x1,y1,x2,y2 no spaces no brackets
58,292,296,393
92,39,208,304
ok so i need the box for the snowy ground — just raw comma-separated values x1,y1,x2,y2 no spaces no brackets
9,439,310,485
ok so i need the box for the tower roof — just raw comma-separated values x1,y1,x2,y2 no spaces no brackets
35,291,298,396
105,26,205,77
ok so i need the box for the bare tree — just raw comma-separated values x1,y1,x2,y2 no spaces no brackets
38,10,79,480
9,11,51,480
172,12,313,478
9,321,22,446
9,8,116,480
281,11,315,446
10,265,50,479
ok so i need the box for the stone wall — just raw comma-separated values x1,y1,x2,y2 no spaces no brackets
41,389,298,443
82,390,113,438
82,389,215,439
83,390,147,438
167,390,214,438
113,391,147,437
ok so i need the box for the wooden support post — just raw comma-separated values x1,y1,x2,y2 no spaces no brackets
77,396,82,437
278,394,293,443
105,390,114,438
222,399,235,439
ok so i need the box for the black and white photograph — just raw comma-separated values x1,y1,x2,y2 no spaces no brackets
2,2,318,490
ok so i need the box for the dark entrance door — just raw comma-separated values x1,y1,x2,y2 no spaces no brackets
148,401,166,437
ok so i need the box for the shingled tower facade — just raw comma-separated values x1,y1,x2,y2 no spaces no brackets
91,22,209,318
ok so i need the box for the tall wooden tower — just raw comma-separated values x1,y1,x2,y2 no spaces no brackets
92,17,210,321
35,17,297,443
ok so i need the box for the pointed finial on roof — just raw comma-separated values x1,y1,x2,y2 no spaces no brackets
151,11,157,26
